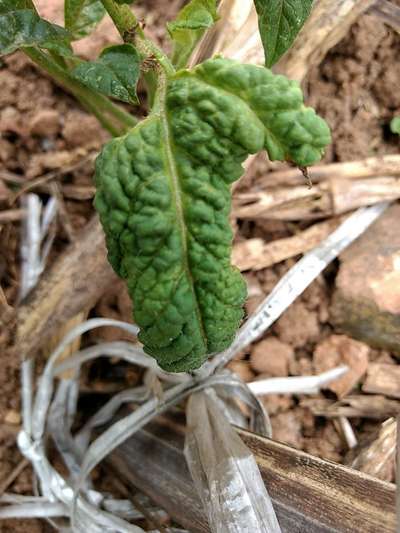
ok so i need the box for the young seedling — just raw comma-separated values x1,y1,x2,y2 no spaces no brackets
1,0,331,372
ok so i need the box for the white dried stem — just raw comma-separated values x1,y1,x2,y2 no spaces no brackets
248,366,349,396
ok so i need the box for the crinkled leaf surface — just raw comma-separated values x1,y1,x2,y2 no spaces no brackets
72,44,140,104
64,0,105,40
94,58,330,372
0,9,72,56
254,0,313,67
167,0,218,69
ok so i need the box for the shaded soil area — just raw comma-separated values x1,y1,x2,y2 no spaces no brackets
0,5,399,531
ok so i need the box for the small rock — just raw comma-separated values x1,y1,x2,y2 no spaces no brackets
289,355,313,376
331,205,400,355
260,393,294,416
4,409,21,425
302,276,329,319
244,273,264,316
62,110,108,148
0,105,25,135
303,421,343,462
0,138,15,162
250,337,293,376
274,301,320,348
259,268,279,294
313,334,369,397
26,150,77,178
271,410,303,448
227,360,255,383
29,109,60,136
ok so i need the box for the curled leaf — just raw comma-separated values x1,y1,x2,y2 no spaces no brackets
72,44,140,104
94,58,330,372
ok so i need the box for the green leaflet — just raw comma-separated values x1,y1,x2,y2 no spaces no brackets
94,58,330,372
167,0,218,69
0,0,28,14
253,0,313,67
0,9,72,56
390,117,400,135
72,44,141,104
64,0,105,40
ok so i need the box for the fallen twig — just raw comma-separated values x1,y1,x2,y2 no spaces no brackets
232,218,339,271
300,395,400,419
0,209,27,224
108,411,396,533
234,177,400,221
253,154,400,188
0,459,30,498
248,366,348,395
16,216,115,359
10,153,96,203
347,418,396,482
369,0,400,34
362,364,400,398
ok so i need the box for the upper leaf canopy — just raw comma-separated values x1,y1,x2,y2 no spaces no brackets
253,0,314,67
0,8,73,56
64,0,106,40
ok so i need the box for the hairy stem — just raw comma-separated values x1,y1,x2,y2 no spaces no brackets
24,48,137,136
100,0,175,77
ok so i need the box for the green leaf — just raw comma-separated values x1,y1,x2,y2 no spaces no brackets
0,9,73,56
0,0,28,14
64,0,105,40
390,117,400,135
167,0,218,69
72,44,140,104
94,58,330,372
254,0,313,67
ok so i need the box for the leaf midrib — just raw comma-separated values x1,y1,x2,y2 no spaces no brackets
158,84,208,353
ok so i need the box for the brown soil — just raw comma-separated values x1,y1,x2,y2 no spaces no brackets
0,4,399,531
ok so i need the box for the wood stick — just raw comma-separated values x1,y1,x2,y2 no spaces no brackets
0,209,27,224
275,0,377,82
15,216,116,359
363,364,400,398
42,311,88,379
107,411,396,533
300,395,400,419
255,155,400,188
234,176,400,221
346,418,396,482
232,218,339,271
369,0,400,34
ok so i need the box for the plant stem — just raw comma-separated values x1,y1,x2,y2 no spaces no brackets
100,0,142,37
100,0,175,77
24,48,137,136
